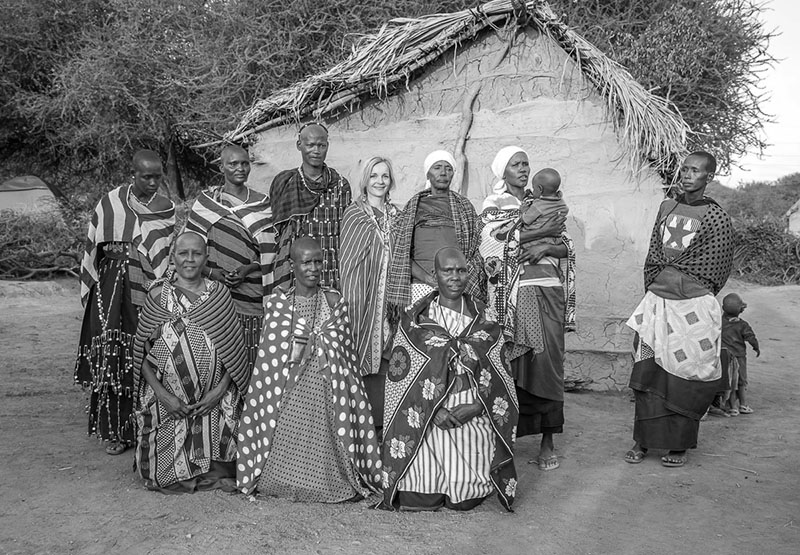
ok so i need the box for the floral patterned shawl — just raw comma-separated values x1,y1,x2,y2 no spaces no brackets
379,291,518,511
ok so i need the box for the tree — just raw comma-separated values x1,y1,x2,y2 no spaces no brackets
0,0,473,205
551,0,774,173
1,0,772,203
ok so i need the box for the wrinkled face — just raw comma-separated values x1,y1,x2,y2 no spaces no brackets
173,235,207,281
291,246,323,289
503,152,530,189
427,161,454,192
297,128,329,168
366,161,392,200
221,149,250,186
435,254,468,301
680,154,713,195
133,158,163,198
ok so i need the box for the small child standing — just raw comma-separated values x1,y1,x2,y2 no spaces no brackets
518,168,569,277
721,293,760,415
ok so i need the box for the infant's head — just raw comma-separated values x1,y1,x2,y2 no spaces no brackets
722,293,747,316
532,168,561,197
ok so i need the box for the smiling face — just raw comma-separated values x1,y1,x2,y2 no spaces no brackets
365,161,392,202
434,248,468,301
173,233,208,281
290,239,323,290
680,154,714,195
220,146,250,187
296,125,329,169
426,161,454,192
503,152,530,190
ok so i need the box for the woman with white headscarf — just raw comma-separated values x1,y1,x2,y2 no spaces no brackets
480,146,577,472
386,150,485,311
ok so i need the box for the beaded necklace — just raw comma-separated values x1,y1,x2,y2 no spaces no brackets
130,187,158,207
298,167,325,196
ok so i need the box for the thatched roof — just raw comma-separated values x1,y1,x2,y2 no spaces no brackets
226,0,689,177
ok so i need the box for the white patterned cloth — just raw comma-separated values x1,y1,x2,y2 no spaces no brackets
627,291,722,381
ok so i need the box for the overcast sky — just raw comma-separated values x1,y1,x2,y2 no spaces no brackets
721,0,800,187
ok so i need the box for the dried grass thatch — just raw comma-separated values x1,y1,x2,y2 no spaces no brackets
224,0,689,178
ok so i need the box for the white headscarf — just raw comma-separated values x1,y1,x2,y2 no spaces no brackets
490,146,528,194
423,150,457,189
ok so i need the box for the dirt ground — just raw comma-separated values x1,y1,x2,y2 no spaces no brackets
0,278,798,555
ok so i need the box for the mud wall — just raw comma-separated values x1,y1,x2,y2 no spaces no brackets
248,26,665,390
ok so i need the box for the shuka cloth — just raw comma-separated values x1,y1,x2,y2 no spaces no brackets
75,187,175,442
133,274,250,398
628,195,732,451
75,250,138,442
644,196,734,296
627,291,722,382
269,166,352,290
340,201,399,375
236,287,382,496
387,189,484,308
132,277,248,491
80,185,175,307
186,186,276,296
379,292,518,512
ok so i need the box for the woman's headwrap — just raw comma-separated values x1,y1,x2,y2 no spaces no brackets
423,150,457,189
491,146,528,194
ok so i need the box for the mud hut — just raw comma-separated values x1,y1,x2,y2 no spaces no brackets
226,0,690,390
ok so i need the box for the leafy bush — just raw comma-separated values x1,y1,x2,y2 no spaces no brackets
0,206,86,280
732,218,800,285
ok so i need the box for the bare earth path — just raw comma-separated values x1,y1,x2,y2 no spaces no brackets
0,279,797,555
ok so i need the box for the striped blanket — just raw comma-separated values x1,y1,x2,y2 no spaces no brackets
379,292,518,512
339,201,398,375
132,278,248,490
80,185,175,306
186,187,276,295
132,274,250,400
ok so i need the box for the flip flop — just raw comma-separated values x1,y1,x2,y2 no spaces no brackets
624,449,647,464
661,453,686,467
537,455,559,471
105,442,128,456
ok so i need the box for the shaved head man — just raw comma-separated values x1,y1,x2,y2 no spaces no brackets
185,142,275,370
75,149,176,455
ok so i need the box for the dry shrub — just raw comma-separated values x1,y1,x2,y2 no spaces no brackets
0,207,86,280
732,219,800,285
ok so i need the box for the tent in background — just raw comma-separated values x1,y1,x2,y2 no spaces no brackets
0,176,60,213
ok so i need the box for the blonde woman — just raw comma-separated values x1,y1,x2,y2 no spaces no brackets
339,157,399,425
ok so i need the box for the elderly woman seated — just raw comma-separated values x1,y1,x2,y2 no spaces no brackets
387,150,484,310
132,231,250,493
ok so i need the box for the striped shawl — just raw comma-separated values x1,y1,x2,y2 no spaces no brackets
186,188,276,294
132,276,250,401
80,185,175,306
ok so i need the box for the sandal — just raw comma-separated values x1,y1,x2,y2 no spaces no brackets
739,405,754,414
727,409,740,417
105,442,129,456
537,455,560,471
661,452,686,467
624,449,647,464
